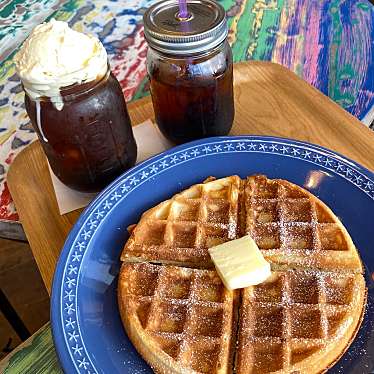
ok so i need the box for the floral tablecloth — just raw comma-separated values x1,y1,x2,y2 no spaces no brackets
0,0,373,221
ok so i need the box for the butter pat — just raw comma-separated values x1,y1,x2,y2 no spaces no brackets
208,235,271,290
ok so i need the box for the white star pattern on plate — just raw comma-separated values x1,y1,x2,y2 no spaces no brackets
65,318,76,329
81,230,91,240
64,303,75,315
313,155,323,162
103,200,112,210
336,163,345,171
71,252,82,262
159,160,169,168
87,219,98,230
110,191,121,201
72,344,83,356
291,148,300,155
149,165,158,173
236,143,245,150
213,145,222,152
170,155,178,164
68,331,79,342
280,146,289,154
302,151,311,158
190,149,200,156
202,146,211,153
180,152,190,160
94,210,105,219
129,177,139,186
323,158,334,166
65,277,77,288
77,357,89,369
120,184,130,193
64,290,75,302
140,171,149,179
248,143,256,150
259,144,267,151
345,168,353,177
224,144,234,151
270,144,278,152
67,265,78,275
75,242,85,251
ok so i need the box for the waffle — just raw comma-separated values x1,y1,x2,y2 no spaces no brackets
121,175,362,273
118,175,366,373
244,175,362,272
121,176,241,268
236,270,366,373
118,262,239,373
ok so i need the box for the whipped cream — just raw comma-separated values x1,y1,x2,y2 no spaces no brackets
14,19,108,110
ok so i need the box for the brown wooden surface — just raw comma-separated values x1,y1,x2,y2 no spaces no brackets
7,61,374,294
0,238,49,356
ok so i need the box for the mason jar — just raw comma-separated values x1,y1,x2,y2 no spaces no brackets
144,0,234,144
24,67,137,192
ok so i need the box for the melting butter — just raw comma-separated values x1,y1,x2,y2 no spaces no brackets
208,235,271,290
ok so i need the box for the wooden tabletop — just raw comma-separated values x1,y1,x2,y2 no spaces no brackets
4,60,374,373
7,61,374,294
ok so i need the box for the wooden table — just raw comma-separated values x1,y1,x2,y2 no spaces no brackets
2,61,374,372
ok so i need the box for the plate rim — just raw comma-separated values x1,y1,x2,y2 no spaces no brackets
51,135,374,373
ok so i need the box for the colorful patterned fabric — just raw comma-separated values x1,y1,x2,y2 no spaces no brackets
0,0,373,220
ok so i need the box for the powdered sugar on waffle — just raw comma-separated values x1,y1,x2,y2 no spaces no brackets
119,175,366,373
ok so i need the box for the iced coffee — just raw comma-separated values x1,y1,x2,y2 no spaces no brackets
14,19,137,192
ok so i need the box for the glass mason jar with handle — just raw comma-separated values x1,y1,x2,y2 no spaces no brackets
144,0,234,145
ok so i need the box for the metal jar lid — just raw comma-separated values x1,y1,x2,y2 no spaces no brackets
143,0,228,55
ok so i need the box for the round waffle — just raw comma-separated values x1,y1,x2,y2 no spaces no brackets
118,175,366,373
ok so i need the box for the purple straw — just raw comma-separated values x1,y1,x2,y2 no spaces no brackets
178,0,188,19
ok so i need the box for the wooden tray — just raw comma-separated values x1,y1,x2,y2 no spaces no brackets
7,61,374,293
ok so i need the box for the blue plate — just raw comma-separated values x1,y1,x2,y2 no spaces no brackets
51,136,374,374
